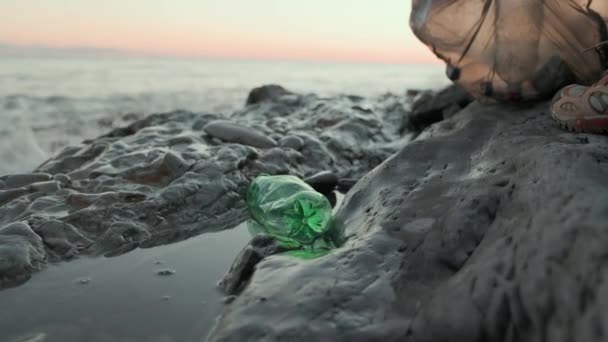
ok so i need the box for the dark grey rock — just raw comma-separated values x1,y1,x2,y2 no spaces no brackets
0,222,45,289
218,234,287,296
33,220,92,260
279,135,304,150
29,181,60,193
0,87,404,288
156,269,176,276
246,85,292,105
406,89,422,97
210,101,608,342
336,178,358,193
407,84,473,131
76,277,91,285
203,120,278,148
326,191,337,208
52,174,71,186
1,173,52,189
442,103,465,120
304,171,339,194
0,188,30,206
223,295,237,304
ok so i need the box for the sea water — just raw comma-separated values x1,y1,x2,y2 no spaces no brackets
0,56,448,175
0,223,252,342
0,194,346,342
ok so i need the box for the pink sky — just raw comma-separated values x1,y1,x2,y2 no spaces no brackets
1,0,439,64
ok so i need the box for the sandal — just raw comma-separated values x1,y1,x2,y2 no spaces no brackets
550,71,608,133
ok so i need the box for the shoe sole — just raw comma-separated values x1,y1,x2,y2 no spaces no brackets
551,110,608,134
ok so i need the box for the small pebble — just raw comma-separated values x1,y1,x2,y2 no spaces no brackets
156,269,176,276
76,277,91,285
203,120,277,148
279,135,304,150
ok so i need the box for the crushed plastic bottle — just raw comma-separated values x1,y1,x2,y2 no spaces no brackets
246,174,334,253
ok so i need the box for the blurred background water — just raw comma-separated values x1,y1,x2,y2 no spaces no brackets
0,56,448,175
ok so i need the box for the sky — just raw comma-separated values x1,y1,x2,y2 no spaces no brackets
0,0,438,64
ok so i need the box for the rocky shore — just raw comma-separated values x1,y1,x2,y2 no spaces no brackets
0,85,411,289
2,85,608,342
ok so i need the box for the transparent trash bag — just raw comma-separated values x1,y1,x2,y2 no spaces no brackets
411,0,608,102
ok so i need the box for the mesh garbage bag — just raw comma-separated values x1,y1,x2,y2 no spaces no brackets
411,0,608,102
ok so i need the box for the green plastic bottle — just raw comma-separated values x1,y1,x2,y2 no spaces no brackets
246,174,333,251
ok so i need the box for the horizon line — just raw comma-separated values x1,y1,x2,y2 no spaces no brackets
0,41,443,66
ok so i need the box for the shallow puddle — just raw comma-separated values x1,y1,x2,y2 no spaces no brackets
0,192,345,342
0,223,251,342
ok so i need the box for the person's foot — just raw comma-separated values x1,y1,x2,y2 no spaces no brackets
551,72,608,133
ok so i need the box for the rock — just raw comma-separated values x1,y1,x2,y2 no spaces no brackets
0,188,30,206
246,85,291,105
0,88,404,288
33,220,92,260
218,234,287,296
441,103,465,120
1,173,52,189
52,174,71,186
209,101,608,342
278,135,304,150
336,178,358,193
326,191,337,208
223,295,237,304
304,171,339,194
0,222,45,289
407,84,473,131
156,269,176,276
29,181,60,193
203,120,278,148
406,89,422,97
76,277,91,285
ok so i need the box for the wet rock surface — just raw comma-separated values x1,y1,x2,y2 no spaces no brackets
304,170,339,195
0,85,408,289
406,84,473,132
210,101,608,342
218,234,288,296
4,83,607,342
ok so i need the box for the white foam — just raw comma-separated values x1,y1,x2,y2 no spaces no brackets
0,122,47,175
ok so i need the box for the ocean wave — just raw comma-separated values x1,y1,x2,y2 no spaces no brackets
0,123,47,175
0,58,449,175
